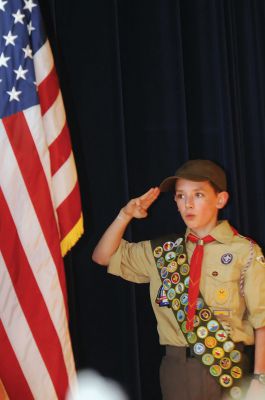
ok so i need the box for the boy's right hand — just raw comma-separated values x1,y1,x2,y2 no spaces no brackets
122,187,160,219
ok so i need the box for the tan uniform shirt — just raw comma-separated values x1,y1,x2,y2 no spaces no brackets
108,220,265,346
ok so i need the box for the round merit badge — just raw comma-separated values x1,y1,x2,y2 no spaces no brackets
175,282,185,294
167,261,178,273
231,366,242,379
202,353,214,366
197,326,208,339
163,241,175,252
193,315,200,327
161,267,168,279
193,342,206,355
154,246,163,258
177,310,185,322
219,374,233,388
207,320,219,332
215,330,228,342
199,309,212,321
175,244,184,254
165,252,177,262
181,321,188,333
171,272,180,285
212,347,225,359
172,298,180,310
223,341,235,353
156,257,165,269
210,364,222,377
167,288,176,301
205,336,217,349
175,237,183,246
187,332,197,344
196,298,204,310
177,253,187,265
220,357,232,370
230,350,241,363
180,293,188,305
179,263,189,275
162,279,171,290
229,386,242,400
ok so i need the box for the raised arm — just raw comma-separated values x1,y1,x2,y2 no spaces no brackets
92,187,160,266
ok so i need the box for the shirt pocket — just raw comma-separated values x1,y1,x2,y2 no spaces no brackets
203,263,241,309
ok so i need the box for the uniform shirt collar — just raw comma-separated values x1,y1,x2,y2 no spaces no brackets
185,220,235,244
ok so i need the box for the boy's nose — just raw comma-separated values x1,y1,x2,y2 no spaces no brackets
185,197,194,209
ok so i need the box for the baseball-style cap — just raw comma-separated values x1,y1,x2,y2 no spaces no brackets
159,159,227,192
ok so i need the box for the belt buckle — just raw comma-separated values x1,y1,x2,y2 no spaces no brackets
186,347,195,358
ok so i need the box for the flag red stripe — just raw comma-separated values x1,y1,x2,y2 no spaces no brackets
3,112,67,305
0,321,33,400
57,181,82,239
38,65,59,116
49,122,72,176
0,189,69,399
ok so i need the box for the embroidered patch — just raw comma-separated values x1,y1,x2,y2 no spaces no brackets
163,241,175,252
219,374,233,388
223,341,235,353
193,342,205,355
210,365,222,377
220,357,231,370
212,347,224,359
229,386,242,399
205,336,217,349
215,288,229,304
215,330,228,342
202,353,214,366
153,246,163,258
231,366,242,379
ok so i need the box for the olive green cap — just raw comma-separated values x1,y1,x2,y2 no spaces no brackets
159,159,227,192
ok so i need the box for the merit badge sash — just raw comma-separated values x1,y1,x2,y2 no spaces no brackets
151,235,247,400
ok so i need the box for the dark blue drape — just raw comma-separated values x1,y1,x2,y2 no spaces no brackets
40,1,265,399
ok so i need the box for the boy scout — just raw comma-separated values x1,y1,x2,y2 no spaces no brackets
92,160,265,400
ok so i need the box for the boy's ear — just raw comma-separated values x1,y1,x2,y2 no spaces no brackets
216,191,229,209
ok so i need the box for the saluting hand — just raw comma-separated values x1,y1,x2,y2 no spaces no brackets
122,187,160,219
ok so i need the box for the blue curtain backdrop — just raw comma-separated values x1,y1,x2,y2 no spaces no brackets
40,1,265,399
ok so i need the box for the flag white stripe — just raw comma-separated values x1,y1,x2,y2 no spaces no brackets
0,121,75,386
23,105,53,193
42,91,66,146
0,253,57,400
52,152,77,209
34,40,53,86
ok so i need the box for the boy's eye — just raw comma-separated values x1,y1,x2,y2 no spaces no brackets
175,193,184,200
195,192,203,198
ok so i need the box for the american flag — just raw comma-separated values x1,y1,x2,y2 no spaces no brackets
0,0,83,398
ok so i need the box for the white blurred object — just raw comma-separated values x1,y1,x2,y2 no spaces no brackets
66,369,128,400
